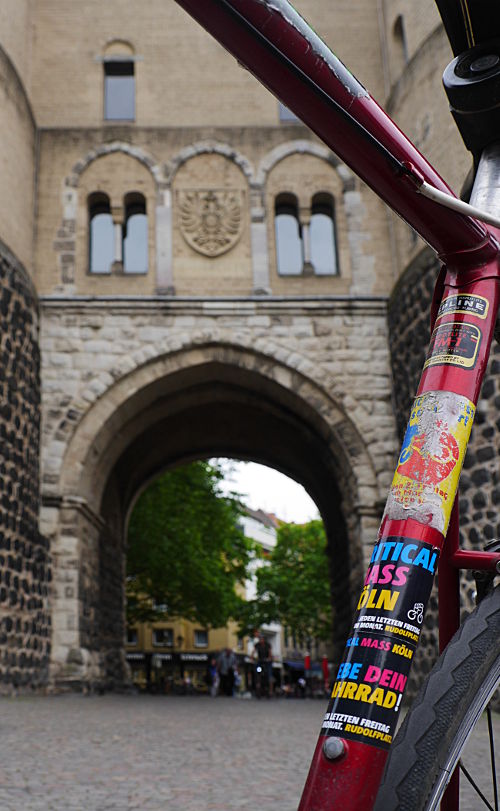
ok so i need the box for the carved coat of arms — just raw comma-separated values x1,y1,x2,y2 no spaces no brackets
177,189,244,257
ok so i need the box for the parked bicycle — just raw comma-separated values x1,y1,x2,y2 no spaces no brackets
173,2,500,809
253,634,273,698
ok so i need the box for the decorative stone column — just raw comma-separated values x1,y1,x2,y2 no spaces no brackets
250,183,271,294
110,204,124,274
155,187,175,294
299,205,314,276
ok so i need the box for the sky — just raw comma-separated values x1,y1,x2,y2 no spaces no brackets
216,458,319,524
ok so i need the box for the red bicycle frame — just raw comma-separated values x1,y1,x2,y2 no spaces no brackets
173,2,500,808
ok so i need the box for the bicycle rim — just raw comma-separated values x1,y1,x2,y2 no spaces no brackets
374,585,500,811
426,657,500,810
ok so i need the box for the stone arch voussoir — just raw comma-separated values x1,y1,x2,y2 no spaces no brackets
255,139,355,190
46,339,383,691
66,141,164,190
168,141,254,185
53,339,379,515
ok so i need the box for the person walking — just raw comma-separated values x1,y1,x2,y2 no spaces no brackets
207,655,219,697
217,647,237,696
253,634,273,697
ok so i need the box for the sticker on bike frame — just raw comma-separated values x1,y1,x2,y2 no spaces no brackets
424,322,481,369
383,391,475,534
322,536,438,750
436,293,489,320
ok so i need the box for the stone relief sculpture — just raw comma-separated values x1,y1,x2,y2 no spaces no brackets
177,188,244,256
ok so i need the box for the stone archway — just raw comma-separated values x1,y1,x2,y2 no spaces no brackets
42,341,383,689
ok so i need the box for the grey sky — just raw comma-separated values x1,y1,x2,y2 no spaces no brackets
217,458,319,524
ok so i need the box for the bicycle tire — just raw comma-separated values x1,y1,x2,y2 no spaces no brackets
374,584,500,811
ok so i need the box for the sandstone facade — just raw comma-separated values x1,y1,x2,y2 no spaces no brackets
39,297,395,685
0,0,491,692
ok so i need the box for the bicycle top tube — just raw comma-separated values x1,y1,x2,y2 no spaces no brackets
173,0,499,269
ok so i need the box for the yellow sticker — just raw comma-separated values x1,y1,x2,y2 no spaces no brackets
383,391,475,534
436,294,489,321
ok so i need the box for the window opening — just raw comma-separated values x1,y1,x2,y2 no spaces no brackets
275,194,303,275
88,193,114,274
104,60,135,121
393,15,409,71
127,628,138,646
278,102,300,123
194,630,209,648
310,194,339,276
123,193,148,274
152,628,173,647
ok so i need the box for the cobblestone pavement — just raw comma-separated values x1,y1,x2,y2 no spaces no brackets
0,694,497,811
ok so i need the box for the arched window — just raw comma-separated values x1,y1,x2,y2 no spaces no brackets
393,15,409,72
310,193,338,276
88,192,114,274
274,193,303,275
123,193,148,274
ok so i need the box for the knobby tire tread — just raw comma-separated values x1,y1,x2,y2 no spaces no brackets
374,585,500,811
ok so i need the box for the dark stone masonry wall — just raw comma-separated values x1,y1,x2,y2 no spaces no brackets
0,244,51,692
387,247,500,696
99,527,127,689
387,250,437,441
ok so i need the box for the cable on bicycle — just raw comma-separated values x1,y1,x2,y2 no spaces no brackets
417,180,500,229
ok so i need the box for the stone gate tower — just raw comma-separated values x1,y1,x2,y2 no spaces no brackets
0,0,494,692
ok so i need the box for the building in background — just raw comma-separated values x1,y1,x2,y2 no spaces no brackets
241,507,334,696
125,613,243,694
125,504,334,694
125,506,280,693
241,507,282,663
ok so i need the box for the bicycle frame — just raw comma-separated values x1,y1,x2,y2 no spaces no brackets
173,2,500,808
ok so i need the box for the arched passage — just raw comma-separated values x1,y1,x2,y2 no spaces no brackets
46,343,382,688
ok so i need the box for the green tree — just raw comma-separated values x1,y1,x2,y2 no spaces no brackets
240,520,332,642
126,461,253,628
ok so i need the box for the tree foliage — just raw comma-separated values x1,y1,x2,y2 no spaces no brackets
126,461,253,628
239,520,332,642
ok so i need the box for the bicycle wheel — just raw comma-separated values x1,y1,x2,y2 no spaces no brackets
374,584,500,811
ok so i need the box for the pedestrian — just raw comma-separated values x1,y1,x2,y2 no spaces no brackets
253,634,273,697
321,655,330,693
217,647,237,696
207,656,219,697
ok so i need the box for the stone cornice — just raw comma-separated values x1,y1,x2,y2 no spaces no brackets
41,494,106,532
40,294,388,317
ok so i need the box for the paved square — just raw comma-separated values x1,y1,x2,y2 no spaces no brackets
0,695,496,810
0,695,324,811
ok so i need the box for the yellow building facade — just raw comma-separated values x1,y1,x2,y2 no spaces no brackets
125,617,244,692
